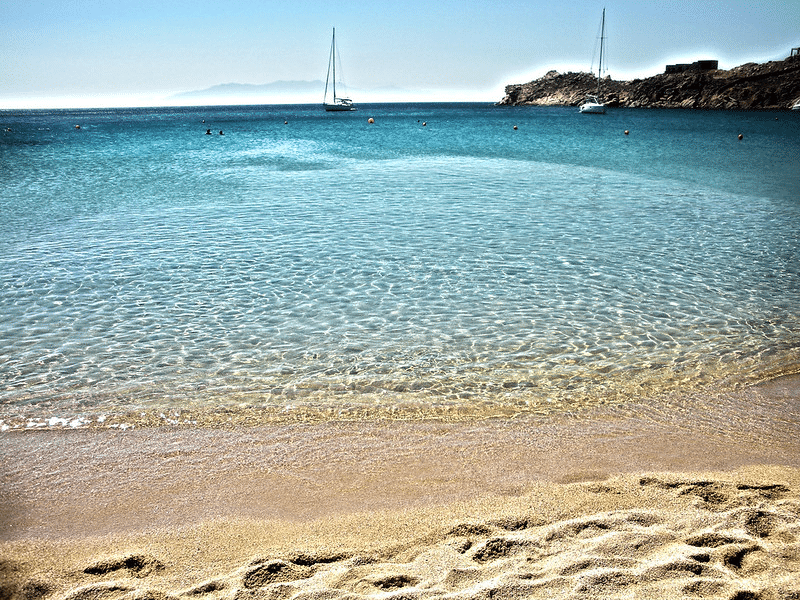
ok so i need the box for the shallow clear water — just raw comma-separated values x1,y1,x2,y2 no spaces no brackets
1,103,799,427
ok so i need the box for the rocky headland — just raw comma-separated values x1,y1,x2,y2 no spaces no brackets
498,54,800,110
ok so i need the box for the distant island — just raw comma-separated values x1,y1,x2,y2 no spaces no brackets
172,80,324,101
498,52,800,110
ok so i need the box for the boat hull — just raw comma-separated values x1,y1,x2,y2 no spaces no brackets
324,103,357,112
579,102,606,114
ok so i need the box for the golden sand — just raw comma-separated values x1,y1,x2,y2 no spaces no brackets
1,376,799,599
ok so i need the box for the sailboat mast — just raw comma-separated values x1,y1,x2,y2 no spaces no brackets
597,8,605,94
322,26,355,110
331,28,336,101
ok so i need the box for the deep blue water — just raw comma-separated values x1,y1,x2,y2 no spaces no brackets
1,103,799,427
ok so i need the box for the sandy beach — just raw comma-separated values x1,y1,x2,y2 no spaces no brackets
2,375,799,599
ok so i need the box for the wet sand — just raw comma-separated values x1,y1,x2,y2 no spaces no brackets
1,375,799,599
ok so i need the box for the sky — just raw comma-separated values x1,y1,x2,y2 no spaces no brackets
2,0,799,108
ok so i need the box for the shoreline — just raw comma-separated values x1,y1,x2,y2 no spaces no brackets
2,374,799,541
3,354,799,433
1,375,799,598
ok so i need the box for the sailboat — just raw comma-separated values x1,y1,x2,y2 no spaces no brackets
579,8,607,114
323,28,356,111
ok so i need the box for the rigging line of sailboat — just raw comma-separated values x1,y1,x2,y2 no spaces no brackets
323,27,356,111
579,8,607,114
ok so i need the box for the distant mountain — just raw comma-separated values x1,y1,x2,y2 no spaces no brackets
173,80,325,99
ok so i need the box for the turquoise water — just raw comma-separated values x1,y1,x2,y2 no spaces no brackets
1,103,799,427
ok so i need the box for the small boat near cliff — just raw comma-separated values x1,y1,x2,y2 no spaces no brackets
580,9,607,114
792,99,800,110
323,28,356,112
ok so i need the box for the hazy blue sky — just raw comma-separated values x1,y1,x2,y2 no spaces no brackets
2,0,799,108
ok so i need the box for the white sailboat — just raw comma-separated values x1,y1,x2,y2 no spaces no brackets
323,28,356,111
580,9,607,114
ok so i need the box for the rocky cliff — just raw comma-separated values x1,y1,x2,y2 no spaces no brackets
498,55,800,110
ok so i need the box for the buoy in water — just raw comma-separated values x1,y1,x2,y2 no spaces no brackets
513,125,518,130
368,117,374,124
624,130,629,135
422,122,426,126
738,134,743,140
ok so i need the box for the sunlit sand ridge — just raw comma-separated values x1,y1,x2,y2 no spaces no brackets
2,375,800,600
2,468,800,600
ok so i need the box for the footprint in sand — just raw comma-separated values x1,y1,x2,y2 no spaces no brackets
84,555,164,578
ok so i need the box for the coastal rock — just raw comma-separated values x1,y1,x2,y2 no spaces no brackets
498,54,800,109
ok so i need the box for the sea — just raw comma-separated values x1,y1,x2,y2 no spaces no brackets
1,103,799,429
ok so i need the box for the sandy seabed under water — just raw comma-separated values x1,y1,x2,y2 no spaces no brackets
1,375,800,600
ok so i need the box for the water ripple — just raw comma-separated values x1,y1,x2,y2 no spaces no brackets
2,107,799,425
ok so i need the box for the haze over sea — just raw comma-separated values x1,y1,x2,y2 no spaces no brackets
1,103,799,429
